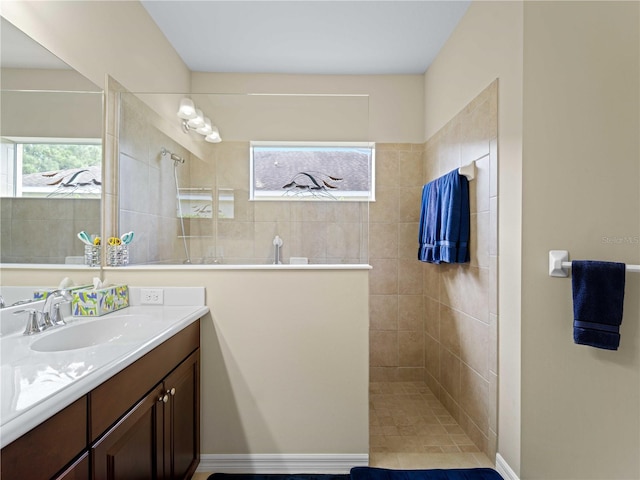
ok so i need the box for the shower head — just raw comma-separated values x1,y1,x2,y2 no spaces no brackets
160,147,185,164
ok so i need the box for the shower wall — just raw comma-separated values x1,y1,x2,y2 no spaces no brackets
368,82,497,459
187,141,369,265
0,198,100,263
369,143,426,380
423,81,498,458
118,92,192,264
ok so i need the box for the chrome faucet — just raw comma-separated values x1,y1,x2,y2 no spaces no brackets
14,289,72,335
42,289,72,327
273,235,283,264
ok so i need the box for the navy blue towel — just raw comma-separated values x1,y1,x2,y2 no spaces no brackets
351,467,503,480
418,169,470,264
572,260,626,350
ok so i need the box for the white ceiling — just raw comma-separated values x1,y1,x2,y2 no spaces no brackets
141,0,471,75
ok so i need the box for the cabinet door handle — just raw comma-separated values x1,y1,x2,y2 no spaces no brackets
159,393,169,403
169,387,176,396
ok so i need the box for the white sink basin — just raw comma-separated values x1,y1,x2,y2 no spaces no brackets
30,314,157,352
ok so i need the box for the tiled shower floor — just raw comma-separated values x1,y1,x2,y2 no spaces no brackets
369,381,494,470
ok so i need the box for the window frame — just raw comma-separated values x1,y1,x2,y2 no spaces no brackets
249,141,376,202
1,137,102,198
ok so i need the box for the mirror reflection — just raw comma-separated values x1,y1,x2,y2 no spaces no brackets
0,17,103,265
117,91,370,266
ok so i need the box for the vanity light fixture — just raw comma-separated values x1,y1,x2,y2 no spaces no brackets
177,97,222,143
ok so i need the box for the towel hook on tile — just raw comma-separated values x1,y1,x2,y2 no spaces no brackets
549,250,640,277
458,161,475,181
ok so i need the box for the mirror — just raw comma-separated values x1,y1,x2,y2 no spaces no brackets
0,285,48,309
0,17,103,265
117,91,370,266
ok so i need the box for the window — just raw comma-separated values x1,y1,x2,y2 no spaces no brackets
0,139,101,198
250,141,375,201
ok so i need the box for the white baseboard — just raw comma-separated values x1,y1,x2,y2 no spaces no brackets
197,454,370,474
495,453,519,480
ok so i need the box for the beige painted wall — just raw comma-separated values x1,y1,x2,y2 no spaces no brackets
1,68,100,91
0,267,371,455
423,1,523,472
0,88,102,139
1,68,102,139
192,73,424,143
521,2,639,479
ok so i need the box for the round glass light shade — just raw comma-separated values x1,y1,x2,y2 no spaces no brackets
177,98,196,119
196,117,213,135
205,127,221,143
187,109,205,129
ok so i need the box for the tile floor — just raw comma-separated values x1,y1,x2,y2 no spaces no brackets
192,381,494,479
369,381,494,470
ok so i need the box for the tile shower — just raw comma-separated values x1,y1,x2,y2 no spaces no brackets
114,79,498,461
369,81,498,460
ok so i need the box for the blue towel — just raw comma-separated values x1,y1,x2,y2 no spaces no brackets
572,260,626,350
418,169,470,264
351,467,503,480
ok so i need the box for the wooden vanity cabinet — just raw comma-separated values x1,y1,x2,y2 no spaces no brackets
0,319,200,480
92,383,166,479
54,453,90,480
91,350,200,480
0,397,87,480
163,350,200,479
91,321,201,480
90,320,200,443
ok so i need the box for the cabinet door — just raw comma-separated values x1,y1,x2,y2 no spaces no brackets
92,383,165,480
163,350,200,480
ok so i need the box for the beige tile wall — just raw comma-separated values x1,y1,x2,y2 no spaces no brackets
0,198,100,263
368,81,498,459
422,81,498,458
188,141,370,265
369,143,426,382
118,92,192,264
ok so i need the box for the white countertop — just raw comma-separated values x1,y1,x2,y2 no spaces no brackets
0,303,208,448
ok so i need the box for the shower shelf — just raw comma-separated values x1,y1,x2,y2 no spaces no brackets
178,188,213,219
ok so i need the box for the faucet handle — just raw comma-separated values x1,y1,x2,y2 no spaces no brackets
14,309,42,335
50,303,67,326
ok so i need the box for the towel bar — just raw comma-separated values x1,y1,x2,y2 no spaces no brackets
458,161,475,181
549,250,640,277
